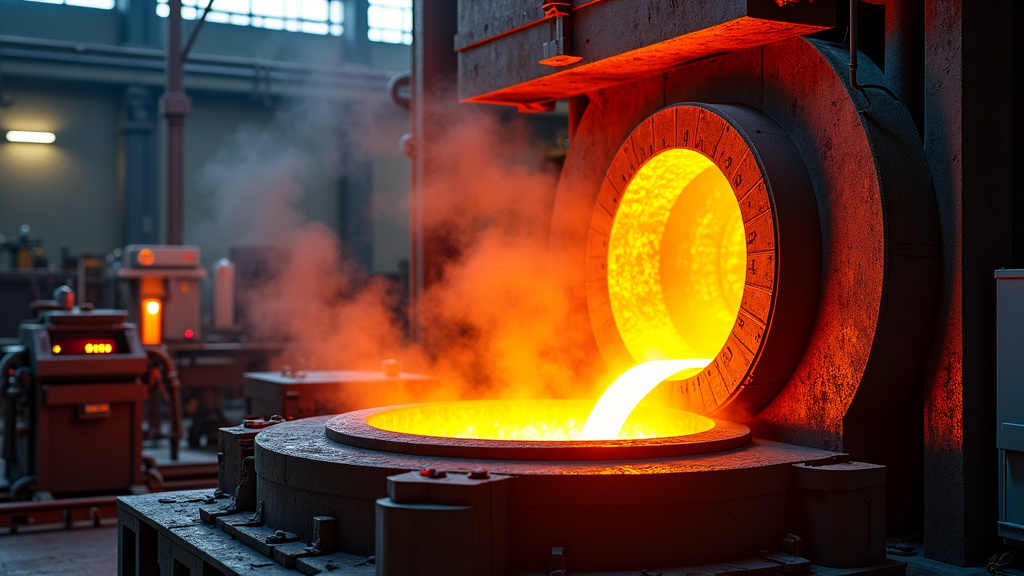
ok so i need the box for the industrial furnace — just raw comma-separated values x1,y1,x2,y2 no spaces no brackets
117,0,1010,574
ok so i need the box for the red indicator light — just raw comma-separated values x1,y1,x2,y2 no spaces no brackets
184,329,194,340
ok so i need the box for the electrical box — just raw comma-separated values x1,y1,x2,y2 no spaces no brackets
995,269,1024,546
117,244,206,344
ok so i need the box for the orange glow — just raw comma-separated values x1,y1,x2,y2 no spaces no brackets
366,399,715,441
607,148,745,363
141,298,162,345
84,343,113,354
580,359,711,440
52,345,61,354
137,248,155,267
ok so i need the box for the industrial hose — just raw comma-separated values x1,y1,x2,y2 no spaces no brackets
145,347,184,461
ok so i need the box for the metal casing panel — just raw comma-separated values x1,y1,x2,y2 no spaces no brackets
162,277,202,341
21,315,148,381
995,269,1024,544
456,0,834,107
244,370,434,420
39,383,148,494
123,244,201,269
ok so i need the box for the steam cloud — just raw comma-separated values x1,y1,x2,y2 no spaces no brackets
190,86,604,406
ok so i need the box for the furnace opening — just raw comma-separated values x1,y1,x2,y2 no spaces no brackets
607,148,745,371
363,399,715,441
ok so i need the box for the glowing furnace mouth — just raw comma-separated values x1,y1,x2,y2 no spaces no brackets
608,148,746,365
330,400,751,461
364,399,714,441
586,103,822,416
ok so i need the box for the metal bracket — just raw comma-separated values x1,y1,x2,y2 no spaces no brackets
539,1,583,67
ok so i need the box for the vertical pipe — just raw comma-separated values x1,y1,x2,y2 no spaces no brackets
163,0,189,245
409,0,458,342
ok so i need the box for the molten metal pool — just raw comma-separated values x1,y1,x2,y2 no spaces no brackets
364,399,715,441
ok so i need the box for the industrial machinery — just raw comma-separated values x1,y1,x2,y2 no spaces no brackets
117,244,206,346
2,286,182,502
118,0,1007,574
244,368,434,421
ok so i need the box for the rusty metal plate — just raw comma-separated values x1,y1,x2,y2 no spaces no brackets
457,0,834,107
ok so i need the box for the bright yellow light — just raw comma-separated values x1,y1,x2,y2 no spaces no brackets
366,399,714,441
6,131,56,144
580,359,710,440
141,298,162,345
85,343,93,353
106,343,113,353
607,148,745,363
52,345,61,354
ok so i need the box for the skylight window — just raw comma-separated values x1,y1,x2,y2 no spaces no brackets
156,0,344,37
367,0,411,45
22,0,115,10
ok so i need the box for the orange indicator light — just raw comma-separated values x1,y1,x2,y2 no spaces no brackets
142,298,162,345
52,345,61,354
137,248,155,266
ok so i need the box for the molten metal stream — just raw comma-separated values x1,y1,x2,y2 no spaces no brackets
579,359,711,440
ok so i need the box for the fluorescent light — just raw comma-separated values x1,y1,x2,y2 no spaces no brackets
6,131,56,144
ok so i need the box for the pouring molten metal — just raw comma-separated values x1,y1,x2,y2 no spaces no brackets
367,147,745,442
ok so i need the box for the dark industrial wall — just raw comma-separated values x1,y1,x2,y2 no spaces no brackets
0,78,121,258
0,0,411,274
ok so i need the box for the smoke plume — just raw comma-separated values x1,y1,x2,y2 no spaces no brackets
190,83,602,405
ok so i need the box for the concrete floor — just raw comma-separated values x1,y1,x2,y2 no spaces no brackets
0,525,118,575
0,524,1002,576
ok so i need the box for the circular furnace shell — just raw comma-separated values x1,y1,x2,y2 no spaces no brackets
586,103,821,416
551,37,940,441
254,415,838,573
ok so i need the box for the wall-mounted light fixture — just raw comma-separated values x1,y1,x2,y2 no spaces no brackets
5,131,56,144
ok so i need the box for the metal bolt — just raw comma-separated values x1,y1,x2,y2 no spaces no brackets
419,468,446,478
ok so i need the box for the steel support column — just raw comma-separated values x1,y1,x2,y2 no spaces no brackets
120,86,160,246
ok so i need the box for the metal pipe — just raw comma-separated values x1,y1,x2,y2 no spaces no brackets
0,495,117,514
848,0,901,111
849,0,864,94
165,0,187,246
0,34,396,79
182,0,216,63
146,347,184,461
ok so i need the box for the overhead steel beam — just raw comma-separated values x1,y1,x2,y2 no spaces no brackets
0,35,397,99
